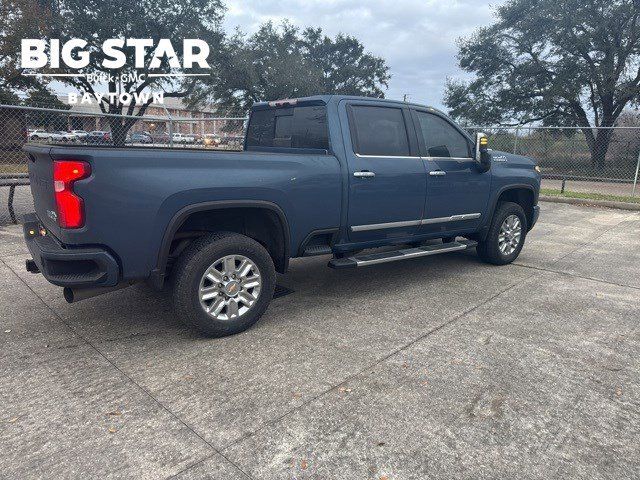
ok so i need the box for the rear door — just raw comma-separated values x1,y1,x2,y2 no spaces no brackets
412,109,491,235
339,101,426,243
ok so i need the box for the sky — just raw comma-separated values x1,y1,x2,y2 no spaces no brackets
46,1,506,112
222,0,507,110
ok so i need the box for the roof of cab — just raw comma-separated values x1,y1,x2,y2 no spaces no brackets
251,95,445,115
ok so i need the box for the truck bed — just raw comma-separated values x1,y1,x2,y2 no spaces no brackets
25,143,342,281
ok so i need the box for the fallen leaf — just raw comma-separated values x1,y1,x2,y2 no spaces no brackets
184,374,194,380
616,388,623,397
108,427,117,433
292,392,302,399
402,362,409,369
376,441,386,447
301,459,308,470
380,476,389,480
106,410,122,416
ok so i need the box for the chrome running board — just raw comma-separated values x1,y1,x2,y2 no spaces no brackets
328,240,478,269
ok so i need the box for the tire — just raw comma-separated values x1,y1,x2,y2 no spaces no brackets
172,232,276,337
477,202,528,265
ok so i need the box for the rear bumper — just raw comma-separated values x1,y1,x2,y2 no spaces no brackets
23,213,119,288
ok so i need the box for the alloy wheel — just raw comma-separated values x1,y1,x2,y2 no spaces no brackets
498,214,522,256
198,255,262,321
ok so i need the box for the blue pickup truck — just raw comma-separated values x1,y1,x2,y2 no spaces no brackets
23,95,540,336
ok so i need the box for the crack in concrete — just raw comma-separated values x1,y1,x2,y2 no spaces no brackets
0,257,254,480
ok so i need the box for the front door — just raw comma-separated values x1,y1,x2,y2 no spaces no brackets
411,110,491,235
341,102,426,243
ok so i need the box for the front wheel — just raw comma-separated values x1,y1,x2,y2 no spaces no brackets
477,202,527,265
172,232,276,337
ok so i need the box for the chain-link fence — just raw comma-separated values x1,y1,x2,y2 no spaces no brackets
466,126,640,204
2,103,640,225
0,103,249,225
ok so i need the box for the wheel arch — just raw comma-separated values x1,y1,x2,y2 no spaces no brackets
150,200,290,288
478,184,537,241
495,185,536,229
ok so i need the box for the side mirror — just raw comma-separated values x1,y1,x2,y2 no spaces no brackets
475,132,491,172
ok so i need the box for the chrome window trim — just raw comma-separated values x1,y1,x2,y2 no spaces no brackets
421,156,474,161
350,213,482,232
353,154,475,161
355,153,419,160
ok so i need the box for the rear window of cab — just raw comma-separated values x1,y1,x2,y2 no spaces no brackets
246,106,329,151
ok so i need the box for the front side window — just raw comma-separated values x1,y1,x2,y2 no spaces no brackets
415,111,470,158
246,105,329,150
350,106,410,156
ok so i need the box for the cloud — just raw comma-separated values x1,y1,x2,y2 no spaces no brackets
223,0,505,109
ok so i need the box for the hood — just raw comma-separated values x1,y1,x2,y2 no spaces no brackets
490,150,536,168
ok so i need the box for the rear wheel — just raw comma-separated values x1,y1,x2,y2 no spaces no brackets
477,202,527,265
172,232,276,337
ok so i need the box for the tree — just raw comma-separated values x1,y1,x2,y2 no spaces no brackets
189,21,390,111
0,0,51,103
444,0,640,170
34,0,226,145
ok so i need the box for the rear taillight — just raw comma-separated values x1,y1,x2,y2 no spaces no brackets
53,160,91,228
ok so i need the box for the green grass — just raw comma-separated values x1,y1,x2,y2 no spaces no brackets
541,188,640,204
0,164,28,175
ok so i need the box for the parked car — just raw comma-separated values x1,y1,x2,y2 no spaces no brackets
171,133,196,144
23,95,541,338
56,131,76,142
85,131,111,144
70,130,89,141
29,130,64,142
202,134,223,147
127,132,153,144
151,132,171,144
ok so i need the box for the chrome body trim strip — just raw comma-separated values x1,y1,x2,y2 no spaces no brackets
351,219,422,232
350,213,482,232
421,156,474,161
421,213,482,225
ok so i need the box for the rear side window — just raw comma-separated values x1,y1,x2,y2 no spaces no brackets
349,106,410,156
246,106,329,150
415,111,470,158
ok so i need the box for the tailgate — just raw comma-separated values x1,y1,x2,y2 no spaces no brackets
24,145,61,237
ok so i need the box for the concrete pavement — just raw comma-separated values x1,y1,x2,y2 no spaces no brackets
0,202,639,479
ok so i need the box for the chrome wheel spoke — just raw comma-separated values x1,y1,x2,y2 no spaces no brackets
226,300,239,318
205,267,223,283
237,259,252,277
200,286,219,301
242,275,260,289
223,256,236,275
238,291,255,306
208,297,225,315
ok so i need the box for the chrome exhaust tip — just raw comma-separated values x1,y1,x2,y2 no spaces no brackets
63,282,133,303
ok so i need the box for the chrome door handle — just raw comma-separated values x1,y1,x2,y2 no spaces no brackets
429,170,446,176
354,171,376,178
